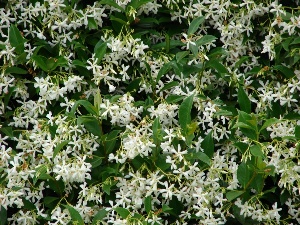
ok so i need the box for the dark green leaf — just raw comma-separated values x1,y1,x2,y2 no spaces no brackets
70,100,98,117
0,127,14,138
77,116,102,137
188,16,205,35
9,24,25,54
259,118,280,132
152,117,162,145
92,209,109,225
88,17,98,29
114,207,130,219
176,51,189,63
99,0,125,11
295,125,300,139
162,204,173,212
0,205,7,225
64,204,84,225
160,81,179,92
250,145,264,158
156,62,172,83
95,42,107,62
196,35,216,46
193,151,211,166
237,162,253,189
201,131,214,159
5,66,27,74
165,95,185,103
53,140,69,159
226,190,244,201
32,55,48,72
238,86,251,114
234,56,249,70
178,94,194,134
144,196,152,214
273,65,294,78
86,156,102,168
105,130,121,154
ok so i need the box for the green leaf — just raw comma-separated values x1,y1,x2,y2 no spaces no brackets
206,60,228,76
162,204,173,212
192,151,211,166
165,95,185,103
226,190,245,201
70,100,98,117
92,209,108,225
250,145,264,158
86,156,102,168
32,55,48,72
196,35,217,46
105,130,121,154
77,116,102,137
238,86,251,114
53,140,69,159
188,16,205,35
95,42,107,62
155,154,171,171
237,162,253,189
33,165,52,185
88,17,98,29
99,0,125,12
159,81,179,92
273,65,294,78
5,66,27,74
43,196,59,207
114,207,130,219
9,24,25,54
178,94,194,135
249,173,264,193
234,56,249,70
144,195,152,214
201,131,214,159
72,59,86,67
152,117,162,145
156,62,172,83
64,204,84,225
259,118,280,132
295,125,300,139
176,51,189,63
0,127,14,138
0,205,7,225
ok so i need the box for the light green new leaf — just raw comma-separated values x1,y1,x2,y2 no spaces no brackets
178,94,194,134
64,204,84,225
188,16,205,35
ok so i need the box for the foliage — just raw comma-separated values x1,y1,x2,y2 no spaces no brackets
1,0,300,224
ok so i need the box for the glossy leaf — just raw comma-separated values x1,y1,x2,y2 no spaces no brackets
92,209,108,225
238,86,251,114
64,204,84,225
188,16,205,35
178,94,194,135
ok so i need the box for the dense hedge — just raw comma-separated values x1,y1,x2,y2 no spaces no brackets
1,0,300,224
